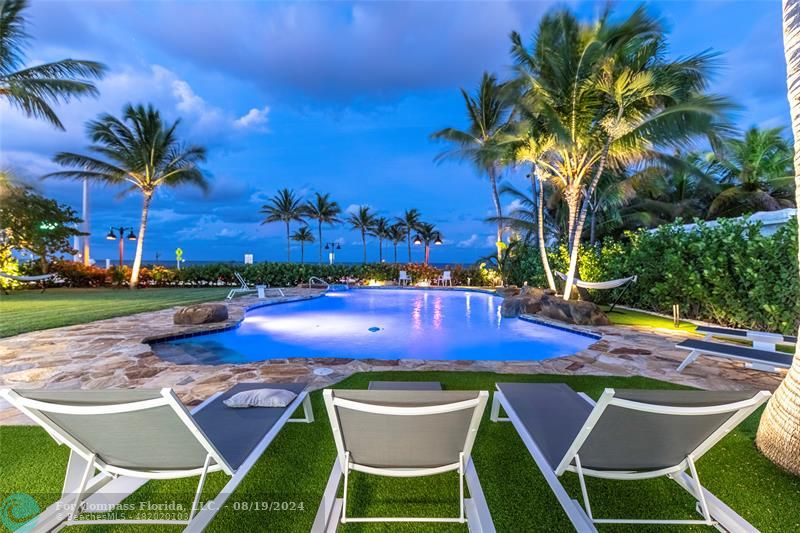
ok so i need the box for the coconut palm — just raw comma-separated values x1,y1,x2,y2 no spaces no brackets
347,206,376,264
290,226,315,264
432,72,515,259
304,192,341,264
511,6,732,298
370,216,391,262
395,208,421,262
707,127,794,219
415,222,442,266
388,223,406,263
0,0,106,130
261,189,305,262
755,0,800,476
46,104,207,288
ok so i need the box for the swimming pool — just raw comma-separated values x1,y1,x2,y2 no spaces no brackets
154,289,597,364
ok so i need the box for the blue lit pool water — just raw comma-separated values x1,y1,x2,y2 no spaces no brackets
158,289,596,364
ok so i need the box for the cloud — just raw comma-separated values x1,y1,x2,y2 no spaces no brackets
234,107,270,130
457,234,481,248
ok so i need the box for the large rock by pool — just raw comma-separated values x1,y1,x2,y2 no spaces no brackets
500,287,609,326
174,304,229,325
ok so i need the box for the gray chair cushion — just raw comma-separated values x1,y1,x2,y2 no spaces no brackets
495,383,593,470
368,381,442,390
679,338,792,367
193,383,306,470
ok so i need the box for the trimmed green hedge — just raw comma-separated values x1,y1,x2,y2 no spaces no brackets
508,219,800,334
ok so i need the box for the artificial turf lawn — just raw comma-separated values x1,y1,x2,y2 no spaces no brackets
0,288,230,338
603,306,698,333
1,372,799,532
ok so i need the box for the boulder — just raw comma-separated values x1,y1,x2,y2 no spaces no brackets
538,297,609,326
500,296,527,318
495,286,520,298
173,304,229,325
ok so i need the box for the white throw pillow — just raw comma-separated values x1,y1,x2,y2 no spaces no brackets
223,388,297,408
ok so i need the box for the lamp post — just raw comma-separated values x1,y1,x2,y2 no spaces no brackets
106,227,137,268
324,241,341,265
413,233,442,265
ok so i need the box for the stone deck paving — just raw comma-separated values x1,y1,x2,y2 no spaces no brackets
0,288,785,425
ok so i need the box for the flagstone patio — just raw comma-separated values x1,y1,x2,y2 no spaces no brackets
0,288,784,425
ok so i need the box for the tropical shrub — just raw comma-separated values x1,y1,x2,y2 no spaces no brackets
507,219,800,334
48,260,107,287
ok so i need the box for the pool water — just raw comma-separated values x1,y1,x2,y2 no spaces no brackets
158,289,596,364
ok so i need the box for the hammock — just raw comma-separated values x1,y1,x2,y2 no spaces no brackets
555,271,637,312
0,272,55,294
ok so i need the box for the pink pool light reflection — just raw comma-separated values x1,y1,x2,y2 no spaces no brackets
163,289,595,363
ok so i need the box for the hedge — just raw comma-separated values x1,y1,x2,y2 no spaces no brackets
507,219,800,335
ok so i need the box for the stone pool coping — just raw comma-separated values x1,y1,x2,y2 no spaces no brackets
0,286,785,425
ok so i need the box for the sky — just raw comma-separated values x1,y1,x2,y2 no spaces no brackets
0,0,789,265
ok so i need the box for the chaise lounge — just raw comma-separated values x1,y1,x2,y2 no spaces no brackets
490,382,770,532
0,383,313,532
313,383,494,532
676,338,793,373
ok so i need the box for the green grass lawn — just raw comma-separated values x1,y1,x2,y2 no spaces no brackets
1,371,798,532
603,306,698,333
0,288,230,338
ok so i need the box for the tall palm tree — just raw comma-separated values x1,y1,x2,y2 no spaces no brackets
432,72,515,259
707,127,794,218
388,223,405,263
304,192,341,264
290,226,315,264
370,216,391,262
347,206,376,264
261,189,305,262
756,0,800,476
46,104,207,288
395,208,421,262
511,7,732,298
415,222,442,266
0,0,106,130
1,0,106,267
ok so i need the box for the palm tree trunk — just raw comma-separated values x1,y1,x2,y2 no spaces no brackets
362,231,367,264
534,169,556,291
424,243,430,265
755,0,800,475
378,238,383,262
129,192,152,288
489,166,503,259
407,230,412,262
318,221,323,264
300,242,304,264
393,243,398,263
564,143,610,299
589,206,597,246
285,222,291,262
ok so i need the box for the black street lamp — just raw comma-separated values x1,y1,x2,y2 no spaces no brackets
323,241,341,265
106,226,137,267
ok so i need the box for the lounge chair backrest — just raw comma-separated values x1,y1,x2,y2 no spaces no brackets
399,270,409,279
443,271,451,279
235,272,248,288
324,390,487,471
0,388,231,476
556,389,769,475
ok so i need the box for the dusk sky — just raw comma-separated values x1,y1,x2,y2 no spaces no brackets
0,0,789,265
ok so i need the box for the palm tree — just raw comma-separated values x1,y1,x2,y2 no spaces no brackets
290,226,315,264
0,0,106,130
511,7,732,298
707,127,794,219
388,223,405,263
370,216,391,262
414,222,442,265
46,104,207,288
395,208,421,262
261,189,305,262
347,206,376,264
755,0,800,476
304,192,341,264
432,72,515,259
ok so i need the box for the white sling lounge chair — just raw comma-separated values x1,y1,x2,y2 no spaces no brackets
436,270,453,286
555,271,637,312
676,338,793,373
313,387,494,532
226,272,283,301
0,383,313,532
695,325,797,352
491,382,769,532
397,270,411,286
